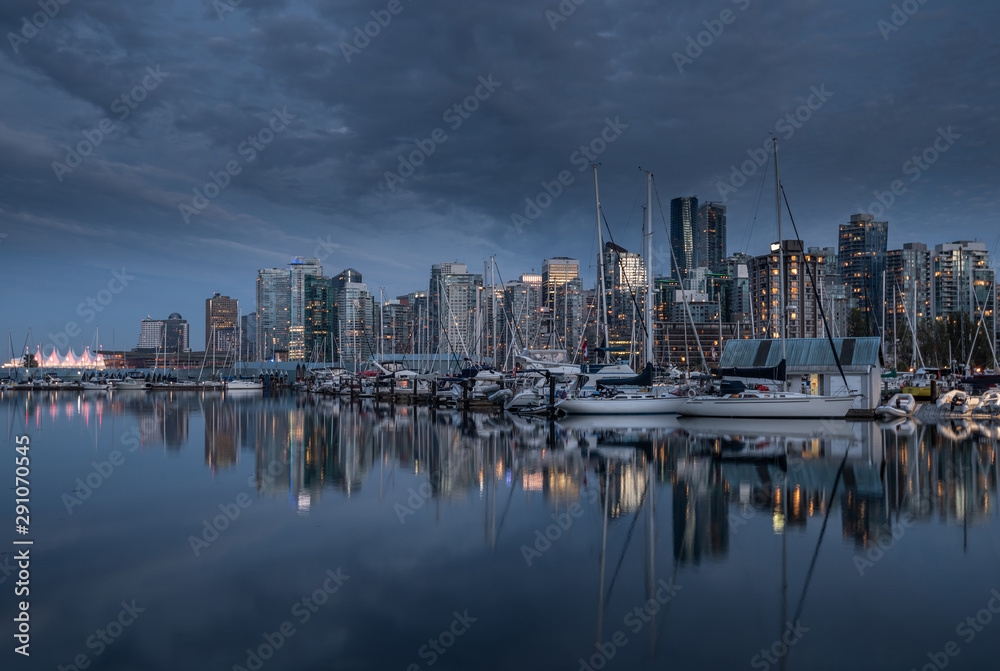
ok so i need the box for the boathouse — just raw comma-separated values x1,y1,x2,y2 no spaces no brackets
717,337,882,415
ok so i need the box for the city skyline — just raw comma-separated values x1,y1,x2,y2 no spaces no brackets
2,0,999,350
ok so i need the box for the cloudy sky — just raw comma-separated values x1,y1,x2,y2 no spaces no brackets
1,0,998,354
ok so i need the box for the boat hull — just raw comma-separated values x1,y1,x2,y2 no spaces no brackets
678,395,856,418
555,395,688,415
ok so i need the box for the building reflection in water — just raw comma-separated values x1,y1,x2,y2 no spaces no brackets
2,390,998,543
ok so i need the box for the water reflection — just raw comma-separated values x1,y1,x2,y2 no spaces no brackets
6,389,997,543
3,389,1000,669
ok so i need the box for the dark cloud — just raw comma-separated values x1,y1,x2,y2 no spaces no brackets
1,0,998,350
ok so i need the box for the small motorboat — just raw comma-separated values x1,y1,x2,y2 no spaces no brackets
936,389,971,415
975,388,1000,415
875,393,916,418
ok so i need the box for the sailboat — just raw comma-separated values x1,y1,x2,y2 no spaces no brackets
679,139,858,419
555,170,687,415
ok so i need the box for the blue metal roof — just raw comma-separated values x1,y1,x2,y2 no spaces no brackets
719,338,881,369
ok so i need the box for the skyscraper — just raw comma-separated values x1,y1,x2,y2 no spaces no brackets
696,202,726,273
205,293,239,354
887,242,931,332
331,268,375,364
303,274,330,362
670,196,699,281
601,242,647,356
428,262,483,357
398,291,428,356
838,213,888,335
256,268,292,360
289,258,323,361
541,257,584,351
241,312,258,361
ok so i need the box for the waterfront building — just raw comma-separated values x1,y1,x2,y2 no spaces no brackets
696,202,727,273
398,291,429,356
748,240,826,339
502,274,543,355
541,257,584,352
886,243,932,340
838,214,889,336
601,242,647,358
303,275,330,362
256,268,292,360
241,312,257,361
670,196,699,281
332,269,376,365
205,293,239,354
137,313,189,353
289,258,324,361
428,262,483,358
381,299,412,356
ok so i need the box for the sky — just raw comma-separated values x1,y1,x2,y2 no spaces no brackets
1,0,999,355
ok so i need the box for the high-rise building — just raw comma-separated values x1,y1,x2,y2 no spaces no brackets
807,246,851,338
205,293,239,354
303,274,330,362
241,312,258,361
838,214,888,336
289,258,323,361
502,275,543,354
137,313,189,353
932,241,994,321
381,300,411,355
331,269,376,364
749,241,826,339
428,262,483,357
256,268,292,360
886,243,932,334
670,196,699,281
541,257,584,351
398,291,428,356
601,242,647,356
696,202,726,273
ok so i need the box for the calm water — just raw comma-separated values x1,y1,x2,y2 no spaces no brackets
1,391,999,671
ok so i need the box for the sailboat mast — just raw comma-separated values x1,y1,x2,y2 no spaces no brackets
773,138,787,375
594,165,609,363
645,170,654,367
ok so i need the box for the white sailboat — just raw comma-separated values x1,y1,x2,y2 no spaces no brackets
556,170,686,415
679,139,858,420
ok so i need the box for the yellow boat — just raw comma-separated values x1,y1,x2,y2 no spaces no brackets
901,385,931,398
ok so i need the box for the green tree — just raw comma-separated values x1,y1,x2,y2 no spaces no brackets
22,353,38,368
